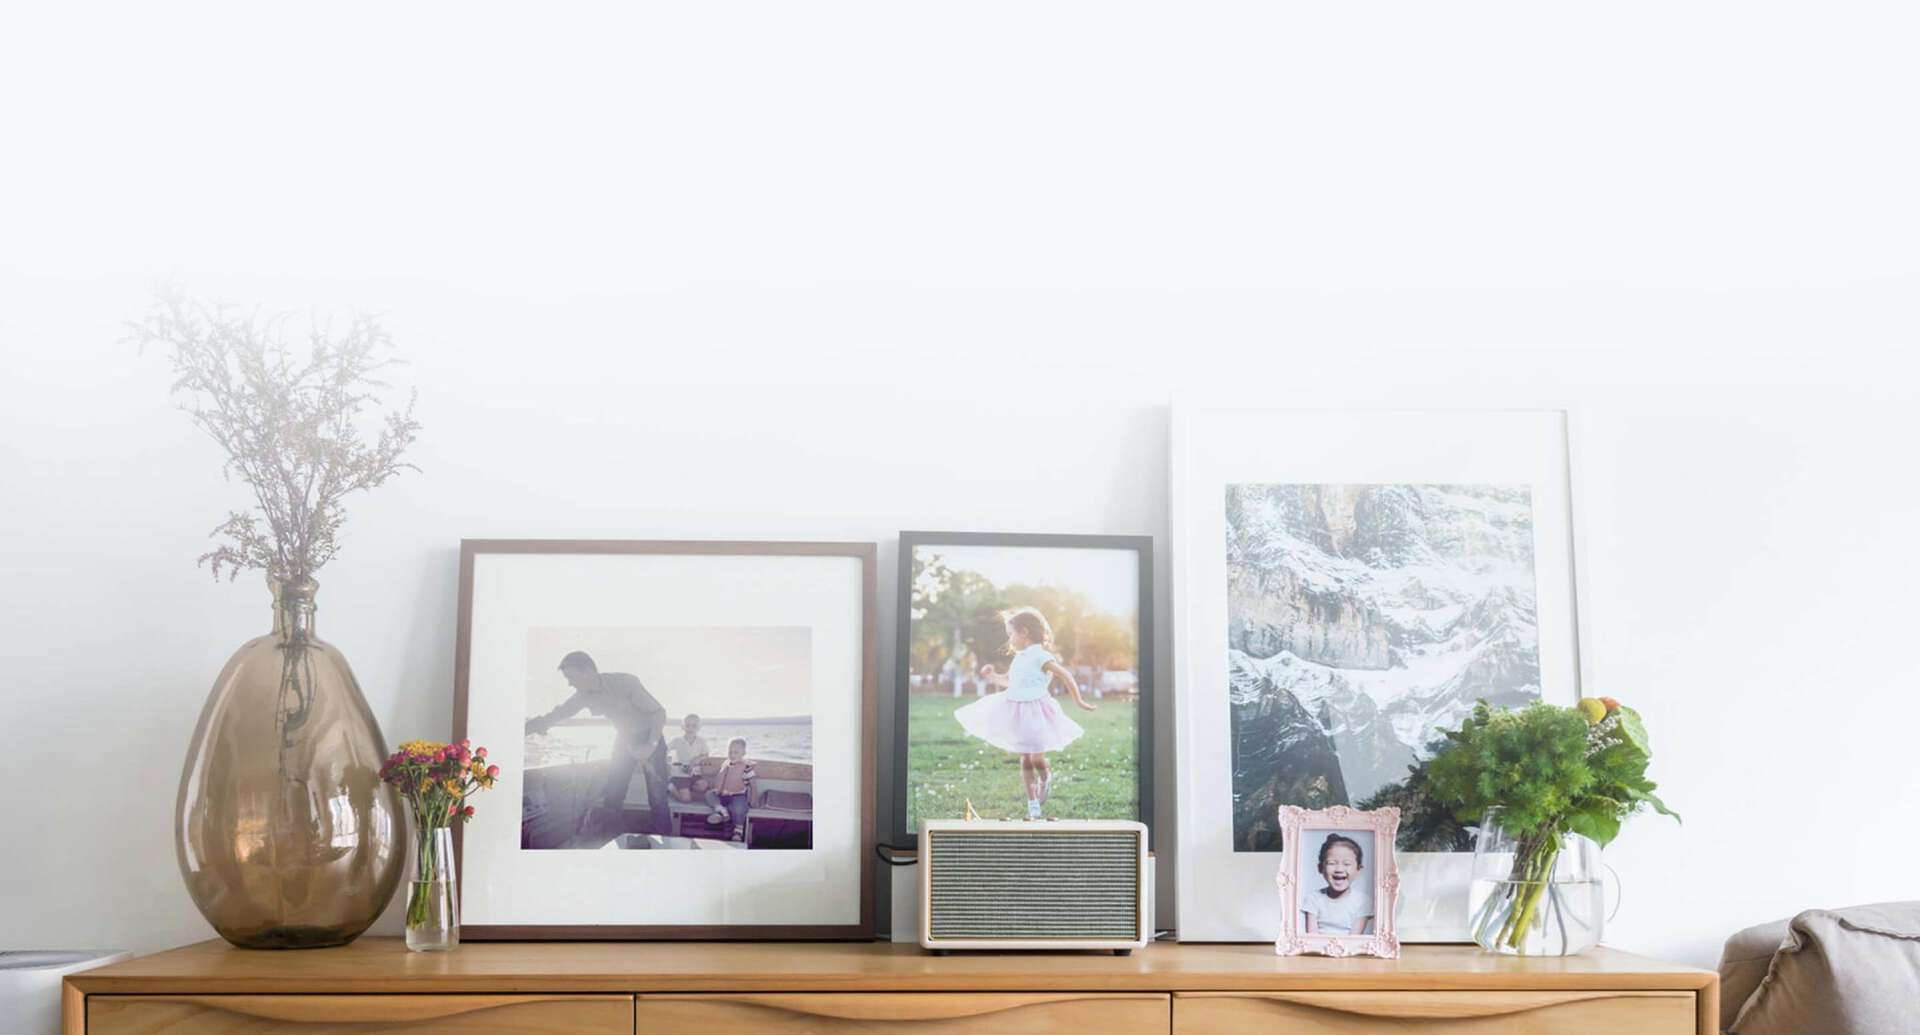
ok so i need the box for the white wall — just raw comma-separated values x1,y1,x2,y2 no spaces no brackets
3,2,1917,968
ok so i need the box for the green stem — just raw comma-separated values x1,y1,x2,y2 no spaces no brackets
406,802,442,931
1504,835,1560,951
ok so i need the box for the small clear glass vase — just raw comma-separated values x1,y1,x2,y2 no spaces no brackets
404,826,458,952
1468,808,1608,956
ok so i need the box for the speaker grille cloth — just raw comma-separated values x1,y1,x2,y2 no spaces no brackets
927,830,1140,940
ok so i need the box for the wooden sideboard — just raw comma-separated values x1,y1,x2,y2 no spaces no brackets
65,939,1719,1034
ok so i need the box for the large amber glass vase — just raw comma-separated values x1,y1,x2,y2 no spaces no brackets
174,576,404,948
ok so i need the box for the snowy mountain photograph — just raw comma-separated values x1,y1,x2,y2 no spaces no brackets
1226,483,1543,852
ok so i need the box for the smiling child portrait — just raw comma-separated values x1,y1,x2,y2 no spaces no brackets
1299,829,1376,935
1275,804,1400,958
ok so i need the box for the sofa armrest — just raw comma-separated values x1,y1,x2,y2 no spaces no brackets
1725,902,1920,1035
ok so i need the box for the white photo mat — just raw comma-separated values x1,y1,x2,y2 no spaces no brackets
457,547,869,934
1171,407,1583,942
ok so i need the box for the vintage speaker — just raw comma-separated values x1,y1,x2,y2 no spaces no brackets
918,819,1150,952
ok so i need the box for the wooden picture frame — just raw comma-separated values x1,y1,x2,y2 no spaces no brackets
452,538,876,940
889,531,1154,846
1275,805,1401,959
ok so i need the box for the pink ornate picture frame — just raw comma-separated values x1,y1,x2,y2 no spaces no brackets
1274,805,1401,958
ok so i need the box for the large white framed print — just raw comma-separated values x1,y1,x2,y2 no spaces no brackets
453,539,876,940
1171,408,1583,942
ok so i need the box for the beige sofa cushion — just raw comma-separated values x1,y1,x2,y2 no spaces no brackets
1716,916,1789,1033
1724,902,1920,1035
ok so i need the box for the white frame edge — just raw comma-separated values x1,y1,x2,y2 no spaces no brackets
1169,402,1586,943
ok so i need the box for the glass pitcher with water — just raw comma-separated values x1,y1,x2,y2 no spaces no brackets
1467,808,1620,956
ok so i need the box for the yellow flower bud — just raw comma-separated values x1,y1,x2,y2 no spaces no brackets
1577,698,1607,724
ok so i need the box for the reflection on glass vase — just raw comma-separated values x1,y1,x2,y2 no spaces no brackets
174,576,404,948
1467,808,1607,956
406,826,458,951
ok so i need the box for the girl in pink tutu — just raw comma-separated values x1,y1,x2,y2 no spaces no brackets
956,607,1097,819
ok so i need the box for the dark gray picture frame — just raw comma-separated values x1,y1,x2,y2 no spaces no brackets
889,530,1155,849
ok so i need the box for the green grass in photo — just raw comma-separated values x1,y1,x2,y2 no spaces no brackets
906,693,1139,830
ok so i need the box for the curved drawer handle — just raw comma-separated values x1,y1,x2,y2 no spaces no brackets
641,992,1160,1022
99,994,627,1023
1191,990,1690,1021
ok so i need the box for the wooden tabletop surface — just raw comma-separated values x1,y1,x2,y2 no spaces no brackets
69,939,1717,995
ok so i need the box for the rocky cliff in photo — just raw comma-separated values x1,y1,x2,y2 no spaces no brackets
1226,483,1542,851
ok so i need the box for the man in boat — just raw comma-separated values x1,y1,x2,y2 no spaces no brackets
524,650,672,836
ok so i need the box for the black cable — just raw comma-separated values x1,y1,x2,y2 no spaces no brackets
874,843,919,867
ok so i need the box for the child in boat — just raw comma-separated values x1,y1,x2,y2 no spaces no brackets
668,713,710,803
1302,833,1374,935
955,607,1096,820
704,737,756,842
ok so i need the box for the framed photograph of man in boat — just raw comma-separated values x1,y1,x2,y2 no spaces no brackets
891,531,1153,845
453,539,876,940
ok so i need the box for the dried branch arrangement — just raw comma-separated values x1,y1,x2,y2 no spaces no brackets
130,288,421,582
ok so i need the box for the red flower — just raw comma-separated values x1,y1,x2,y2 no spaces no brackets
462,805,476,818
486,765,499,778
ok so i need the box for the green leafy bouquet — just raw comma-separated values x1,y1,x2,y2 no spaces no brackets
1425,697,1677,952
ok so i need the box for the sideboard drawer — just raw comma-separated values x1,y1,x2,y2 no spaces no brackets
1174,990,1697,1034
635,992,1170,1034
87,994,633,1033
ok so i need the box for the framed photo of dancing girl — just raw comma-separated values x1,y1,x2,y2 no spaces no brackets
452,539,876,940
891,531,1154,846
